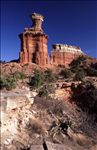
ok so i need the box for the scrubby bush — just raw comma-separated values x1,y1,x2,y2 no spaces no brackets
59,69,72,79
44,69,57,82
0,75,16,90
70,55,86,73
86,67,97,77
71,81,97,120
0,77,5,89
70,56,86,67
29,69,57,89
0,71,26,90
29,70,44,88
38,84,55,98
34,96,66,116
49,116,72,138
70,56,97,77
74,69,86,81
51,100,66,115
26,118,44,135
91,62,97,70
13,71,26,80
38,85,49,98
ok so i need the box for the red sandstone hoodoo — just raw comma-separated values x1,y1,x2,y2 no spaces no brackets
19,13,49,66
19,13,84,67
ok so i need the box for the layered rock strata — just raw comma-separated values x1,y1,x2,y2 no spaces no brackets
50,44,83,67
19,13,83,67
19,13,49,66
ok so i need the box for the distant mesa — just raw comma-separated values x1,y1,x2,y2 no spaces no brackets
19,12,84,67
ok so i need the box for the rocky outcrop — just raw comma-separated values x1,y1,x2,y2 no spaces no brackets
19,13,49,67
1,62,40,77
19,13,83,67
1,84,97,150
1,87,37,150
50,44,83,67
31,141,84,150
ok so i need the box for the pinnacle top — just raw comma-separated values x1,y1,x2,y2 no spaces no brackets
31,12,44,21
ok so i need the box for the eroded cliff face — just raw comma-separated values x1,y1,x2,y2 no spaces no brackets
50,44,83,67
19,13,49,67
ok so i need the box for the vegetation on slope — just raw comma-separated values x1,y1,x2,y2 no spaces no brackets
1,57,97,150
29,69,57,89
0,75,16,90
70,55,97,78
71,81,97,122
0,71,26,90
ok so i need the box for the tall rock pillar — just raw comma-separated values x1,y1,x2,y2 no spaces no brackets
19,13,49,66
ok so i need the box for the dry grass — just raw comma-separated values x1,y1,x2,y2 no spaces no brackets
26,118,45,135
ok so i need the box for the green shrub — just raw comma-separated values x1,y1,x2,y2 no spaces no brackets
91,62,97,70
70,55,86,73
0,77,5,89
74,69,86,81
38,84,55,98
29,70,44,88
86,67,97,77
70,55,86,67
38,85,49,98
60,69,72,79
44,69,57,82
0,75,16,90
29,69,57,89
13,71,26,80
71,81,97,118
70,65,82,74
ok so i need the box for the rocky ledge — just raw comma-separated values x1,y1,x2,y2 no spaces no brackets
1,84,97,150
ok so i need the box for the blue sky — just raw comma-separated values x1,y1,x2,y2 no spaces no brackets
1,1,97,61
